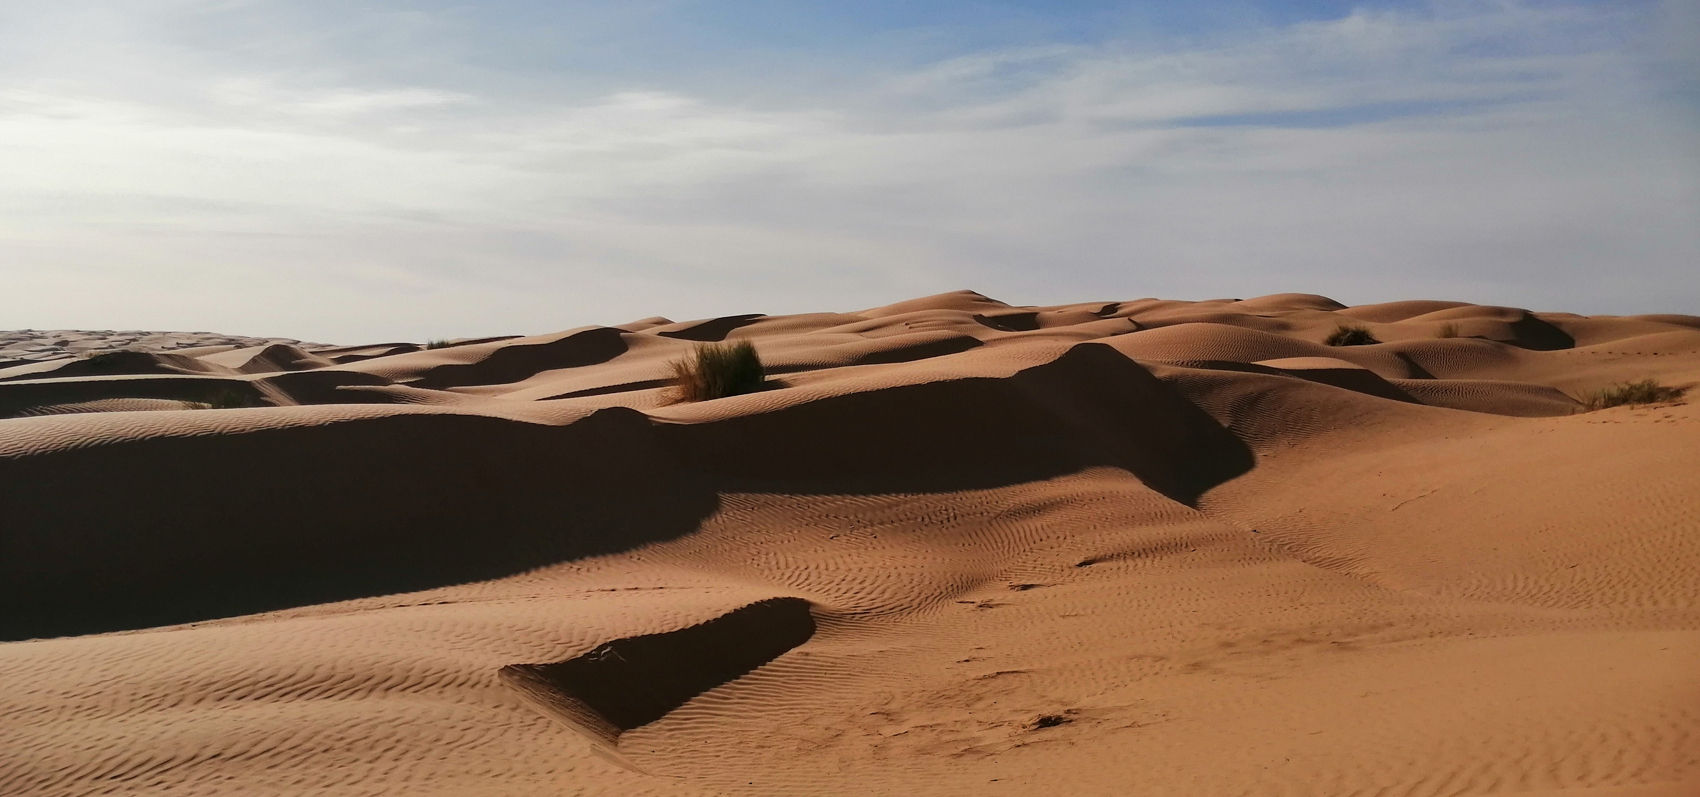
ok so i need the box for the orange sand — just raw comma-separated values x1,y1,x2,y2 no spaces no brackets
2,292,1697,795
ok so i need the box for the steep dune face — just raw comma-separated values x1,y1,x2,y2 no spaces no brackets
2,293,1698,796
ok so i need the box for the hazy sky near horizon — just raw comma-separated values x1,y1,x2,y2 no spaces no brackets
2,1,1696,342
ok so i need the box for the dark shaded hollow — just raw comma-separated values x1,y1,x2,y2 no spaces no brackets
1392,352,1436,379
0,408,720,640
500,597,815,740
1165,358,1419,405
0,375,267,418
310,343,422,363
1505,313,1575,351
664,342,1254,505
656,314,767,342
0,351,224,384
971,311,1041,332
409,326,629,390
847,333,983,365
0,343,1248,640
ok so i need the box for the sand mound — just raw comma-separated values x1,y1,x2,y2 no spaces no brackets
1233,292,1350,312
202,342,337,374
0,329,321,364
2,294,1698,796
860,289,1012,316
369,326,632,389
0,349,227,383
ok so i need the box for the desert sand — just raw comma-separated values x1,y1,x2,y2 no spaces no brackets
0,330,318,365
2,291,1697,796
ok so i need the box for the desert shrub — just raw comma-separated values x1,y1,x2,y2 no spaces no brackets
671,340,764,402
425,339,452,350
1581,379,1685,411
1436,322,1461,338
201,387,260,410
1325,325,1379,346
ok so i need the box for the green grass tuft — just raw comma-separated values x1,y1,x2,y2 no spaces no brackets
671,340,765,402
1325,325,1380,346
1581,379,1685,411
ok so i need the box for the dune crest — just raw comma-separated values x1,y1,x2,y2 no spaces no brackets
2,294,1698,796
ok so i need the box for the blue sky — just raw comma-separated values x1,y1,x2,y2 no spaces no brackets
1,0,1695,341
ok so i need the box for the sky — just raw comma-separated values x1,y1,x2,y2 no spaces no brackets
1,0,1696,342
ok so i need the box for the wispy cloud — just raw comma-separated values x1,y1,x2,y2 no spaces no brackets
210,80,471,116
0,1,1694,340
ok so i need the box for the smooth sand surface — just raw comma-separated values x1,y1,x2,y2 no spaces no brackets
2,292,1697,795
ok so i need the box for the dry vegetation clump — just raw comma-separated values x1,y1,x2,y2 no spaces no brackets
671,340,764,402
1436,322,1461,338
191,386,261,410
425,339,453,350
1325,325,1380,346
1030,714,1072,730
1581,379,1685,411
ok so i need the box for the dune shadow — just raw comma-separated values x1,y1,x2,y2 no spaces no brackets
312,343,422,364
0,408,719,640
1,343,1256,640
0,351,221,384
1168,359,1422,404
656,314,767,342
1506,313,1575,351
846,333,983,365
500,597,815,747
971,312,1040,332
410,326,629,390
0,375,257,417
1392,352,1437,379
661,343,1254,506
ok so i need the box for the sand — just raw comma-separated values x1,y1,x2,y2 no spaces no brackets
1,291,1697,795
0,330,320,365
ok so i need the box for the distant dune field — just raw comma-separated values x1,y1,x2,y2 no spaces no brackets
2,292,1697,796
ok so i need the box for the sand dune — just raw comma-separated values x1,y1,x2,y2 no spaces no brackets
2,292,1697,795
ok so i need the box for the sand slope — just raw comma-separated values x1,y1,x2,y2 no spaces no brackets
2,292,1698,796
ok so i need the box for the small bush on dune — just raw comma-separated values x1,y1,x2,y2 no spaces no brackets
1581,379,1685,411
199,387,260,410
1325,325,1379,346
671,340,764,402
1436,322,1461,338
425,339,452,350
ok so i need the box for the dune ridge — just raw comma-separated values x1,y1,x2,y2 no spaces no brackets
2,292,1697,796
